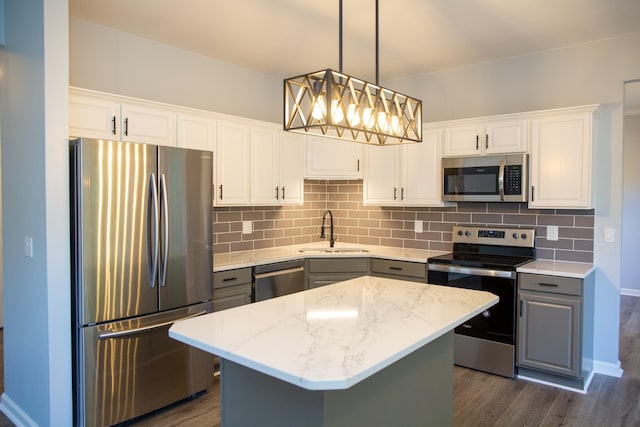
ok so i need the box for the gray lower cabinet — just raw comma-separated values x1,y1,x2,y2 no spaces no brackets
213,267,252,311
517,272,594,387
306,258,370,289
371,258,427,282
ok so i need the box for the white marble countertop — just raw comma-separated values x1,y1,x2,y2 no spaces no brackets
517,259,596,279
213,242,447,272
169,275,498,391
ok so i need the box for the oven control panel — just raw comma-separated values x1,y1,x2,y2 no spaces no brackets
453,226,535,248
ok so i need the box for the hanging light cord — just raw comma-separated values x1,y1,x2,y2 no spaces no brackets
375,0,379,85
339,0,343,73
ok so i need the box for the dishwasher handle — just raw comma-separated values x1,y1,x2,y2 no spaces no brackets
254,266,304,280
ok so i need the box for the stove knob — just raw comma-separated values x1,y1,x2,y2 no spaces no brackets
512,232,519,239
465,231,471,237
457,230,464,236
521,233,528,240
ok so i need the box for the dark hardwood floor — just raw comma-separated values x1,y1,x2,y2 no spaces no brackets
0,296,638,426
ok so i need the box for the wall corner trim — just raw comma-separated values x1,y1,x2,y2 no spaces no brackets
592,359,624,378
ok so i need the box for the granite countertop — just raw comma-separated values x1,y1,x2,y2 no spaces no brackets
169,275,498,391
213,243,448,272
516,259,596,279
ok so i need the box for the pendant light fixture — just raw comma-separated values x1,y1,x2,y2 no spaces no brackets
283,0,422,145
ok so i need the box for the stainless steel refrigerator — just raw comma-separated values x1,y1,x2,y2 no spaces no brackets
70,138,215,427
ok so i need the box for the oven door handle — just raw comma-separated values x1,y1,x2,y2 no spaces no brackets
428,263,516,279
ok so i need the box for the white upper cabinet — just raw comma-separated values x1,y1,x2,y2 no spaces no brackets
305,135,363,179
120,101,176,147
69,90,120,140
443,116,528,156
278,132,305,205
176,111,216,152
363,127,444,207
69,88,176,146
215,119,251,206
529,106,600,209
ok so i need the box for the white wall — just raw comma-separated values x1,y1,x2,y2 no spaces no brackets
0,0,71,425
621,109,640,295
69,18,282,123
387,32,640,374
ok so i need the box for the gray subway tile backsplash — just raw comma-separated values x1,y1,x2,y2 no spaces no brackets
213,179,594,263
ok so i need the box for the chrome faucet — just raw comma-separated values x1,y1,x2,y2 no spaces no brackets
320,210,336,247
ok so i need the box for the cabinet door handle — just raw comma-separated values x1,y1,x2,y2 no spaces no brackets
222,277,238,282
357,159,360,172
538,282,559,287
520,300,523,317
389,266,402,271
219,184,223,200
393,187,397,200
281,187,285,199
112,116,117,135
476,135,479,150
401,187,405,200
531,186,535,202
485,134,489,149
124,117,129,136
275,186,279,200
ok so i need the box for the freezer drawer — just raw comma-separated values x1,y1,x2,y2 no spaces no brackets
75,303,214,427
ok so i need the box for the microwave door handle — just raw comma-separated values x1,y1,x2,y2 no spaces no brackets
498,160,506,201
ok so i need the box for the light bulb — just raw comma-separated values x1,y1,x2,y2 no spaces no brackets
391,115,401,135
362,108,375,130
331,100,344,124
312,94,326,120
347,104,360,127
377,111,389,132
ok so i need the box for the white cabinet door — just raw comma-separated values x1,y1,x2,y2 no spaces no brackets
484,118,528,154
443,118,527,156
177,112,216,152
305,135,363,179
121,102,176,147
69,91,120,140
402,128,444,206
215,120,251,206
363,145,401,205
250,126,280,205
279,132,305,205
443,121,484,156
529,110,594,209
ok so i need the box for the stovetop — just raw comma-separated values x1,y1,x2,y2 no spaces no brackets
427,225,536,271
427,252,533,271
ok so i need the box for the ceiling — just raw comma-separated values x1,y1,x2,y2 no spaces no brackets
69,0,640,82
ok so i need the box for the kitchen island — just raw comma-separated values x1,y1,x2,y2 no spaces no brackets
169,276,498,426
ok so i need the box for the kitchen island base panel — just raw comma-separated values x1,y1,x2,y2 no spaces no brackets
220,331,453,427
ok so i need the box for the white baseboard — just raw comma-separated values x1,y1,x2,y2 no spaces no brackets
517,370,595,394
620,288,640,297
593,359,624,378
0,393,38,427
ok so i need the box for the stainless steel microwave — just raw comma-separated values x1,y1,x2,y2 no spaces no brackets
442,153,529,202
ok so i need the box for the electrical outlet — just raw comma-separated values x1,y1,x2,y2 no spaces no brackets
242,221,252,234
604,227,615,242
546,225,559,241
414,221,423,233
24,236,34,258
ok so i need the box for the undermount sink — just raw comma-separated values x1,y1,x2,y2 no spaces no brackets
298,247,370,254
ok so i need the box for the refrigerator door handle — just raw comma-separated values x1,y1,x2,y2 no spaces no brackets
148,173,159,288
159,173,169,287
97,310,208,339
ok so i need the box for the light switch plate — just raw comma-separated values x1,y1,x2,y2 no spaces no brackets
546,225,559,241
414,221,423,233
24,236,34,258
242,221,252,234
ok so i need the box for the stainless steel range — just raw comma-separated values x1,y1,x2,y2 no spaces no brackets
427,225,535,378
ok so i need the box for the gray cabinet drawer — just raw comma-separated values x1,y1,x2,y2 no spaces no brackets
371,258,426,280
213,268,252,289
519,273,582,296
307,258,370,273
213,283,252,311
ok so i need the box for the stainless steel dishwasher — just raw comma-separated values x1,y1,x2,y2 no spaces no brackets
253,260,305,302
